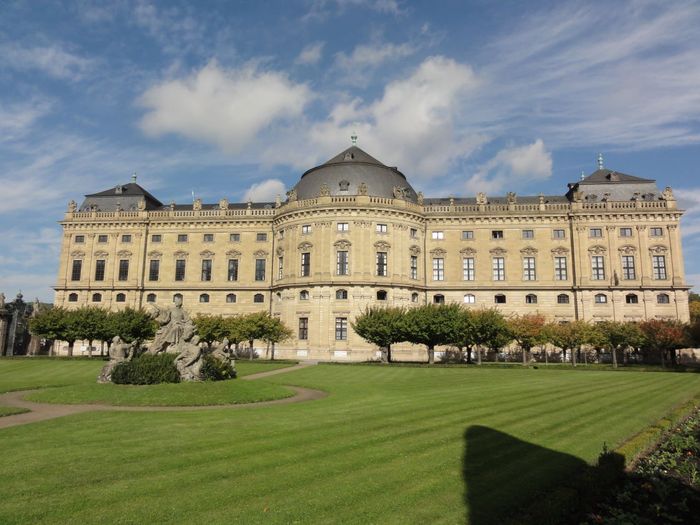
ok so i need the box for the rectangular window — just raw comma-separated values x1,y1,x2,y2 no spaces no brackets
256,233,268,242
175,259,186,281
590,228,603,238
621,255,636,280
301,225,311,235
433,258,445,281
278,256,284,279
376,252,387,276
298,318,309,340
553,229,565,239
522,257,536,281
203,234,214,242
410,228,418,238
94,260,105,281
255,259,266,281
591,256,605,280
229,233,240,242
121,234,132,243
300,252,311,277
652,255,667,280
148,260,160,281
554,257,568,280
337,251,349,276
492,257,505,281
376,224,387,234
71,260,82,281
620,227,633,237
177,234,188,243
650,227,663,237
118,259,129,281
227,259,239,281
492,230,504,239
462,230,474,240
97,234,108,243
201,259,212,281
462,257,475,281
335,317,348,340
337,222,349,232
410,255,418,280
522,230,534,240
432,231,444,240
151,234,162,243
75,235,85,243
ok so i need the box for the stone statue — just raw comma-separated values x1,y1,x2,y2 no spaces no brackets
416,192,424,205
507,192,517,204
661,186,675,201
137,198,146,211
358,182,368,196
174,335,204,381
538,194,545,205
319,183,330,197
275,195,281,208
68,200,77,213
286,188,297,202
219,198,228,210
97,336,136,383
147,295,195,354
0,293,4,309
193,198,202,211
476,192,487,205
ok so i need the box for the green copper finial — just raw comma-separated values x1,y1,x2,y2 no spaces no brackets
351,131,357,146
597,153,604,170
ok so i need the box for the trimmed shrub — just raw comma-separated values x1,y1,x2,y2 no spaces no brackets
201,354,237,381
112,353,180,384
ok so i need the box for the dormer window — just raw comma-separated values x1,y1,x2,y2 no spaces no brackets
339,180,350,191
343,152,354,161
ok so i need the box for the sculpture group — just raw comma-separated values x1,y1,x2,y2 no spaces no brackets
98,296,234,383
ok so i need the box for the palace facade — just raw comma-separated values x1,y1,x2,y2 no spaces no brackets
54,145,690,361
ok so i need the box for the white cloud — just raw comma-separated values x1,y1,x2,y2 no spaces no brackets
334,41,415,82
0,43,92,80
139,61,312,152
465,139,552,194
302,0,402,21
0,99,53,141
243,179,286,202
296,42,325,65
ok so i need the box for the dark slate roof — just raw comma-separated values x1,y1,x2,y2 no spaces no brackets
80,182,163,212
578,169,654,185
292,145,419,202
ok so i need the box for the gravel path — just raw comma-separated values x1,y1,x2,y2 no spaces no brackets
0,362,323,430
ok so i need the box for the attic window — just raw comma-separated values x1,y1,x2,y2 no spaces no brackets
343,152,354,161
605,172,619,181
115,185,123,194
339,180,350,191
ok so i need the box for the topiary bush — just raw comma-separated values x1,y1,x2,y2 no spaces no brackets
112,353,180,385
201,353,237,381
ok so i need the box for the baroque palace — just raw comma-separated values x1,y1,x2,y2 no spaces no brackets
54,144,690,361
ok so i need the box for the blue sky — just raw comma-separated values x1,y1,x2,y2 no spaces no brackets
1,0,700,301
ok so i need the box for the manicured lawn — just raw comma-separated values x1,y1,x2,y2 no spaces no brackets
234,360,298,377
1,361,699,524
0,406,29,417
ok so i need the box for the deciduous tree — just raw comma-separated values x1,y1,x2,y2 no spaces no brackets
352,306,405,363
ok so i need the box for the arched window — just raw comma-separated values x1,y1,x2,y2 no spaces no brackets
377,290,387,300
199,293,210,303
657,293,670,304
92,293,102,302
254,293,265,303
625,293,638,304
226,293,237,303
68,293,78,302
116,293,126,303
433,294,445,304
594,293,607,304
173,293,183,303
411,292,419,303
494,294,506,304
525,294,538,304
336,289,348,300
557,294,570,304
146,293,157,303
299,290,309,300
463,294,475,304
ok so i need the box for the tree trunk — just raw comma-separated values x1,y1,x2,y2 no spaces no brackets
670,348,677,366
583,349,588,366
611,346,618,368
522,347,527,366
477,346,482,365
386,344,392,363
67,341,74,357
271,342,275,361
572,347,577,367
562,348,566,363
428,345,434,364
544,347,548,365
660,348,665,368
466,346,472,364
249,339,254,360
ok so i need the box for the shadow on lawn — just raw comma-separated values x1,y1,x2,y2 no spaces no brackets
463,426,700,525
462,426,623,525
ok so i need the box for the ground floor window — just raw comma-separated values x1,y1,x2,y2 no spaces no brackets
335,317,347,340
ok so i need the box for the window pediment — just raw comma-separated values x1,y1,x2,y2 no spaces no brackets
649,244,668,254
489,247,507,256
94,250,109,258
588,245,607,255
173,250,189,259
297,242,313,251
374,241,391,250
520,246,538,256
147,250,162,259
460,247,476,256
226,249,241,258
618,245,636,255
254,250,269,258
200,250,215,258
